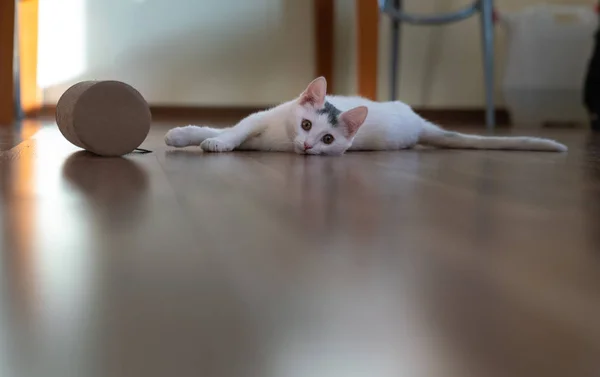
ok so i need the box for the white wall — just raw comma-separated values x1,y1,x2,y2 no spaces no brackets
38,0,597,108
38,0,315,106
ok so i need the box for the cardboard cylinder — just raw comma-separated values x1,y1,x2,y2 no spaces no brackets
56,81,152,156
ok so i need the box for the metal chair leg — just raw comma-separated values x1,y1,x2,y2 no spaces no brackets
381,0,496,128
13,0,23,120
390,0,402,101
480,0,495,130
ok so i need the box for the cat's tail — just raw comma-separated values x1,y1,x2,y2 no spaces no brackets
165,125,225,148
418,122,568,152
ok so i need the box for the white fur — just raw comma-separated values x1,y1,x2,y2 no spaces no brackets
165,77,568,155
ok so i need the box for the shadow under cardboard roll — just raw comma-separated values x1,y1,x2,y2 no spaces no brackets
62,151,149,228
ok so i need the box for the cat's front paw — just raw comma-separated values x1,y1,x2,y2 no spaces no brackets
200,138,235,152
165,127,191,148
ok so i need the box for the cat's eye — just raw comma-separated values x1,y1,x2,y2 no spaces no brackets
322,134,335,144
301,119,312,131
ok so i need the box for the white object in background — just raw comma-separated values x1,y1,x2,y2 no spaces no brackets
501,5,598,128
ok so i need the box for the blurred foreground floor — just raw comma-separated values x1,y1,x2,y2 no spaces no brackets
2,120,600,377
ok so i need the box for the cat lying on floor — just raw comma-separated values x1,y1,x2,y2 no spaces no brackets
164,77,567,155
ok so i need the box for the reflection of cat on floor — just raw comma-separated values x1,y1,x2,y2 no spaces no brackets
165,77,567,155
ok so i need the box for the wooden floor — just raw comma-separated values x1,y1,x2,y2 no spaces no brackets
2,119,600,377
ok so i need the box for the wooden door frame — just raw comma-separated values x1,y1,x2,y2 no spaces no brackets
0,0,16,125
356,0,379,100
314,0,335,92
19,0,40,114
0,0,40,126
314,0,379,99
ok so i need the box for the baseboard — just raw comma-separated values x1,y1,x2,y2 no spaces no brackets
149,105,265,122
23,105,52,118
416,108,511,126
27,105,266,122
27,105,511,126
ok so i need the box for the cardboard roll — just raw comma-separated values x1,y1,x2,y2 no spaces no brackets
56,81,152,156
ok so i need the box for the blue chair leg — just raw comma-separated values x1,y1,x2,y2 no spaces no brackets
390,0,402,101
13,0,24,120
381,0,495,127
480,0,495,130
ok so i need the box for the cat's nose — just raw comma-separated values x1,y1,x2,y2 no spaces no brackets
303,142,312,150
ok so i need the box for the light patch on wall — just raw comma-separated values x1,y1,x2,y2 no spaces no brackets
37,0,86,88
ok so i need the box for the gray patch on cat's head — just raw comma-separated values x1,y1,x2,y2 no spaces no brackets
316,101,342,127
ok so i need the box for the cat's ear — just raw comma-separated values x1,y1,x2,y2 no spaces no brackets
299,77,327,107
340,106,368,137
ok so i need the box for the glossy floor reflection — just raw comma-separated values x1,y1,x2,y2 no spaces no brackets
1,123,600,377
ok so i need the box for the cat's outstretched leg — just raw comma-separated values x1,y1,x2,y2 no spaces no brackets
165,125,223,148
200,112,266,152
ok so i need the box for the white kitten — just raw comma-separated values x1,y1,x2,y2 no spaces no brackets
165,77,567,155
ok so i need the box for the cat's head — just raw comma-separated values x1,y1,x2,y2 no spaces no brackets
292,77,368,155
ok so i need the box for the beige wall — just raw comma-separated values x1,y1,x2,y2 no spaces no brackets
334,0,596,107
38,0,596,108
38,0,315,106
